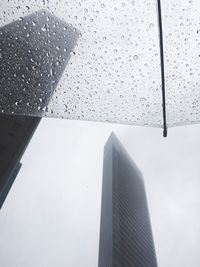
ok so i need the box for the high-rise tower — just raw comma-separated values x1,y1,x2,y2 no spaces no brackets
98,133,158,267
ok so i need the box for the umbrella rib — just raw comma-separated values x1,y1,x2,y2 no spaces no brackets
157,0,168,137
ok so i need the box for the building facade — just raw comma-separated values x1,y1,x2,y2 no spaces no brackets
0,115,40,209
98,133,158,267
0,10,79,209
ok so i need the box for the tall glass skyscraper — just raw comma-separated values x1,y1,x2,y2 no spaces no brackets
98,133,158,267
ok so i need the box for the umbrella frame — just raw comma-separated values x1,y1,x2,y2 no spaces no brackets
157,0,167,137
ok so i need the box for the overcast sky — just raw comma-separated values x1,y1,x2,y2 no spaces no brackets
0,118,200,267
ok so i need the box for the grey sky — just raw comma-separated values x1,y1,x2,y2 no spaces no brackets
0,118,200,267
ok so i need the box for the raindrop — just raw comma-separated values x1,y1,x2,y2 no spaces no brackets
41,25,46,32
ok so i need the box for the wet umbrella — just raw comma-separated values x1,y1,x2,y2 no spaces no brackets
0,0,199,137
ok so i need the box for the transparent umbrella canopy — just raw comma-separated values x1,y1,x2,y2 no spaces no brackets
0,0,199,136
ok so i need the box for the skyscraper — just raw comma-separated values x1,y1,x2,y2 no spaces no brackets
0,10,79,116
0,115,40,209
98,133,158,267
0,10,79,208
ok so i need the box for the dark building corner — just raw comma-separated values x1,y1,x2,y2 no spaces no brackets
0,115,40,209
